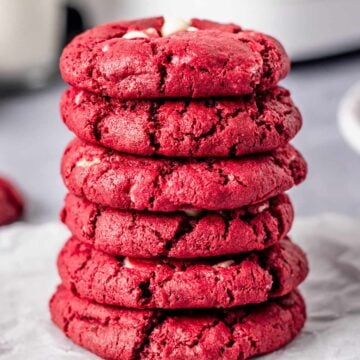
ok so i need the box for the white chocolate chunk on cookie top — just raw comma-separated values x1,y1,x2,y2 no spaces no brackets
122,30,150,39
161,16,197,36
121,18,198,39
144,27,158,36
121,28,159,40
161,16,189,36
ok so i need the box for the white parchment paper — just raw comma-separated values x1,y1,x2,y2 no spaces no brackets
1,215,360,359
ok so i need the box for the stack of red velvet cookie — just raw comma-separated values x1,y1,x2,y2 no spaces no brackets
50,16,308,359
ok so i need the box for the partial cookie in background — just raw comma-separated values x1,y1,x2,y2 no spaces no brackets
50,286,306,360
62,193,294,258
61,138,307,211
60,16,290,99
61,87,302,157
0,176,24,226
57,236,308,309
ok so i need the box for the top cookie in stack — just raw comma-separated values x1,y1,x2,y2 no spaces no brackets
51,16,308,360
60,17,289,99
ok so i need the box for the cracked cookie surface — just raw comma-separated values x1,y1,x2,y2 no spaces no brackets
0,177,24,226
61,87,301,157
62,193,293,258
60,17,290,99
50,286,306,359
57,237,308,309
61,138,307,211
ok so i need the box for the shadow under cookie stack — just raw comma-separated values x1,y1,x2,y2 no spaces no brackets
50,16,309,360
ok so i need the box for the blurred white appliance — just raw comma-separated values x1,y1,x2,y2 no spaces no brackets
338,82,360,155
0,0,63,89
72,0,360,61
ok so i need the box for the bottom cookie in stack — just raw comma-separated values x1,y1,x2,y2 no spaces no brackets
50,286,306,360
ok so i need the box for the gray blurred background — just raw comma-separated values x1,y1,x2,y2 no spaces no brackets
0,0,359,223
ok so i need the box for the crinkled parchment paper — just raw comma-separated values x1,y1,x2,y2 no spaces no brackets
1,214,360,359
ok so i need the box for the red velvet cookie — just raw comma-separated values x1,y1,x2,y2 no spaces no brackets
0,176,24,226
61,87,301,157
61,138,307,212
50,286,306,360
62,193,294,258
57,236,308,309
60,17,290,99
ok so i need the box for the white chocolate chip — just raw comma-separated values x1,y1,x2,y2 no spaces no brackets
129,192,136,204
183,209,203,217
123,30,149,40
227,174,235,181
76,157,101,168
123,257,134,268
145,27,159,37
74,91,83,105
187,26,198,32
129,184,138,204
102,44,110,52
256,203,269,213
123,257,158,269
213,260,235,269
161,16,190,36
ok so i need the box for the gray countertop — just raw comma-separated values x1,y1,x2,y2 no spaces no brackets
1,53,360,223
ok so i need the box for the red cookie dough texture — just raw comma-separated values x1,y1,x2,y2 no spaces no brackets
61,86,302,157
0,176,24,226
50,286,306,360
62,193,294,258
60,17,290,99
57,236,308,309
61,139,307,212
